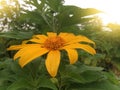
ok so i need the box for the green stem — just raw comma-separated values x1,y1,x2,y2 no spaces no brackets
52,14,57,32
38,8,53,31
41,13,53,30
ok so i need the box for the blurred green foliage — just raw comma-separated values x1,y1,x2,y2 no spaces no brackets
0,0,120,90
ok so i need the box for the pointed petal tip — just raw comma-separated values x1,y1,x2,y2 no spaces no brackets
45,50,60,78
19,61,26,68
13,57,18,61
91,50,96,55
50,74,56,78
20,64,25,68
7,46,17,51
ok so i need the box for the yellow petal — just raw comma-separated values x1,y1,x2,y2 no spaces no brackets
13,44,49,67
29,38,43,44
33,35,47,39
64,48,78,64
7,44,26,50
22,40,29,44
14,49,24,60
45,50,60,77
47,32,57,37
31,35,47,43
59,32,75,43
66,35,95,45
7,43,40,51
20,48,48,67
13,44,41,60
63,43,96,55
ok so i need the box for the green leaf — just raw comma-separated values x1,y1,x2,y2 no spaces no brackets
46,0,63,11
0,43,6,55
103,71,119,84
0,69,11,83
7,78,32,90
68,80,120,90
0,31,33,39
37,77,58,90
57,5,101,27
0,59,13,85
61,63,104,84
80,71,105,83
0,86,7,90
66,62,103,73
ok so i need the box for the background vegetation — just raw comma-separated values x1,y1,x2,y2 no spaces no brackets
0,0,120,90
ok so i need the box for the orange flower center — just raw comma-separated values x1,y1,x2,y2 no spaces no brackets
43,36,65,50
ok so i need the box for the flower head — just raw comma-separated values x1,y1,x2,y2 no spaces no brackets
7,32,96,77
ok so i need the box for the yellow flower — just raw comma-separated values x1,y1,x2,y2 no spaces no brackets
7,32,96,77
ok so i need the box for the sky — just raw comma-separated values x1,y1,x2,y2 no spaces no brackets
1,0,119,25
65,0,120,24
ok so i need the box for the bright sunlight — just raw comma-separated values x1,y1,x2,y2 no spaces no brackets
1,0,120,25
65,0,120,24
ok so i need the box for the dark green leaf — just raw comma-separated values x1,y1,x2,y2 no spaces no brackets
61,63,104,84
37,77,58,90
7,78,32,90
68,80,120,90
0,31,33,39
46,0,63,11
